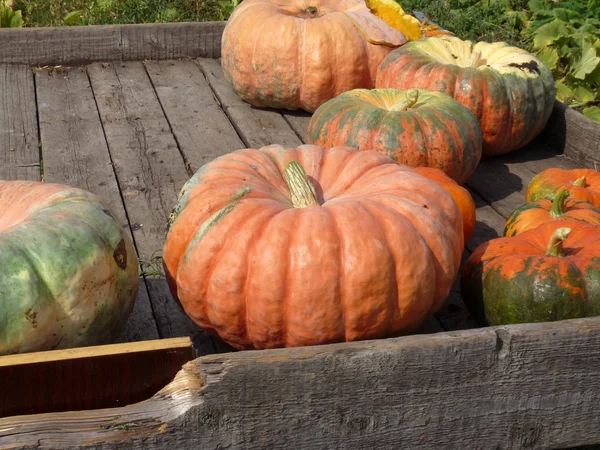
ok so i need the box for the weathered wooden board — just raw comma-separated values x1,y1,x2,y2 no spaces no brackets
3,318,600,449
144,59,244,173
543,101,600,169
0,65,39,181
0,22,226,66
197,58,303,148
34,66,159,343
86,61,229,354
0,337,194,418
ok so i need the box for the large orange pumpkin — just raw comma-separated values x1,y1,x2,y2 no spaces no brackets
220,0,407,113
306,88,482,184
526,168,600,208
163,145,463,350
376,36,556,156
414,167,476,244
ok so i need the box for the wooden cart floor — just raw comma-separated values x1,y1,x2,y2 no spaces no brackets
0,59,583,355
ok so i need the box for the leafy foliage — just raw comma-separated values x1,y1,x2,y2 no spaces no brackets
0,2,24,27
524,0,600,122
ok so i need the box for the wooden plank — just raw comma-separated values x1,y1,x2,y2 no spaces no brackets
0,22,226,66
3,318,600,449
34,66,159,343
144,59,244,173
542,101,600,169
467,154,535,219
282,110,312,143
197,58,303,148
466,189,506,251
0,337,194,418
0,65,39,181
86,61,227,353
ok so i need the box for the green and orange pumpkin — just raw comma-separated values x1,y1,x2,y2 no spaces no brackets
504,189,600,236
220,0,407,113
306,88,482,184
0,181,139,355
163,145,463,350
376,36,556,156
526,168,600,208
414,167,476,244
461,220,600,326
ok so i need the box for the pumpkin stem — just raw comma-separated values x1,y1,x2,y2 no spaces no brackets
390,89,419,111
573,176,586,187
284,160,319,208
546,227,571,257
467,50,482,67
550,189,569,218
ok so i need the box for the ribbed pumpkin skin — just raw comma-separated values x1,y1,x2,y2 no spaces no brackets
0,181,139,355
461,220,600,326
413,167,476,243
306,89,482,184
220,0,407,113
376,36,556,156
526,168,600,208
504,194,600,236
163,145,463,350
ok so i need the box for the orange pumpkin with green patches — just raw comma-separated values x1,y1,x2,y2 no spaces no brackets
220,0,407,113
376,36,556,156
306,88,482,184
163,145,463,350
461,221,600,326
413,167,476,243
526,168,600,208
504,189,600,236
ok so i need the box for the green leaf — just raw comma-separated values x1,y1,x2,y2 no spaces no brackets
63,10,84,25
9,8,23,27
583,106,600,124
528,0,551,12
572,85,595,104
555,79,574,102
532,19,569,50
537,47,559,70
572,40,600,79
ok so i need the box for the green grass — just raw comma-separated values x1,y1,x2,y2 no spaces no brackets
400,0,531,48
13,0,237,27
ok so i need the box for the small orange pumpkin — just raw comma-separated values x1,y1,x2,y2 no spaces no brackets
504,189,600,236
163,145,463,350
414,167,476,244
526,168,600,208
462,221,600,326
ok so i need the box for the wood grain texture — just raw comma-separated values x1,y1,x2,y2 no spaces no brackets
543,101,600,169
0,65,39,181
3,318,600,449
144,59,244,173
196,58,303,148
0,22,226,66
0,338,194,418
86,61,229,354
34,66,159,343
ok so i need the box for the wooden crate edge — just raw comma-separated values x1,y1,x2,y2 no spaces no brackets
2,317,600,449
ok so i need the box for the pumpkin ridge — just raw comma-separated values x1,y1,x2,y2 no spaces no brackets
359,198,427,330
243,207,287,347
326,206,347,342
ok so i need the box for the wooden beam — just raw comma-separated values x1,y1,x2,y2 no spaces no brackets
2,319,600,448
542,100,600,169
0,337,194,419
0,22,226,66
